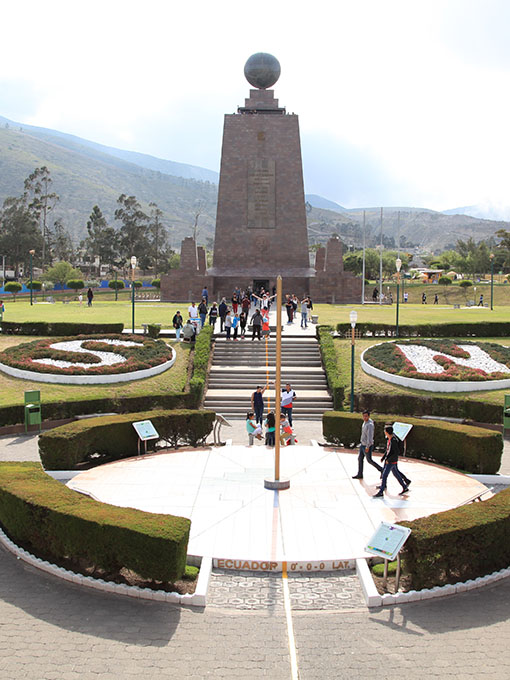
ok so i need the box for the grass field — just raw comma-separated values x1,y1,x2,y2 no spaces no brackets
335,336,510,407
0,336,190,407
1,294,509,330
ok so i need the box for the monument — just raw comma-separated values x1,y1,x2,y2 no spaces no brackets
161,53,362,303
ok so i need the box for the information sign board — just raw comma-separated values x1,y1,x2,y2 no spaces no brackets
132,420,159,441
365,522,412,561
392,421,413,442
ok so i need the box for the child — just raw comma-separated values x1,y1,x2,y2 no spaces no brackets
280,416,297,446
264,412,276,446
246,412,263,442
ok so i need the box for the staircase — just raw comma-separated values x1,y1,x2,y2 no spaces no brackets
204,335,332,420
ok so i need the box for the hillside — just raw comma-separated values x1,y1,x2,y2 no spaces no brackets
1,118,509,254
0,125,217,246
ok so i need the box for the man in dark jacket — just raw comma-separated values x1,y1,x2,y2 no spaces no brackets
373,425,411,498
218,298,228,332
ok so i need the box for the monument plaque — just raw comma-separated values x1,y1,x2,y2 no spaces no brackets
247,159,276,229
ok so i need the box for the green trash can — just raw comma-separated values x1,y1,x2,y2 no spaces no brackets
24,390,41,433
504,395,510,432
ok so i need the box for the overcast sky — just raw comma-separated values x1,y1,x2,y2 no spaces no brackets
1,0,509,212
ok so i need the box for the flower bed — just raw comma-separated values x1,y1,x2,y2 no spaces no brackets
0,334,174,382
362,339,510,393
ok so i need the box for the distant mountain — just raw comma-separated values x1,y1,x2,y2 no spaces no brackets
0,115,219,184
443,203,510,222
305,194,347,213
0,123,217,246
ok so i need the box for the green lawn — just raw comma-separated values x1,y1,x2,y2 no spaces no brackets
335,336,510,407
0,336,190,407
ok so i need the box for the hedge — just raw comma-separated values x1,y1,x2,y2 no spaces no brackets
189,325,214,404
317,326,344,408
1,321,124,336
322,411,502,473
39,409,216,470
336,321,510,338
400,488,510,589
355,392,502,424
0,462,190,582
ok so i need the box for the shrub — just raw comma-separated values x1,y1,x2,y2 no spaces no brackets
0,462,190,582
133,280,142,289
317,325,345,408
147,324,161,339
336,321,510,338
39,409,215,470
0,321,124,336
108,280,125,290
459,280,473,288
189,325,214,406
67,279,84,292
438,276,452,286
26,280,42,291
4,282,22,300
151,279,161,289
355,392,501,424
322,411,502,473
400,488,510,589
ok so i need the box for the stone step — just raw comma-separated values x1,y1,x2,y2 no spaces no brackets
204,389,331,401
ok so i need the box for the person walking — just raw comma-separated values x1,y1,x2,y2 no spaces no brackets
422,292,427,304
239,310,248,338
87,287,93,307
224,309,232,340
251,308,262,340
251,385,267,425
188,301,199,321
172,310,183,340
352,410,383,479
373,425,411,498
201,286,209,304
219,298,228,332
198,298,208,328
434,293,439,304
478,294,484,307
300,296,309,328
209,302,218,328
281,383,296,426
232,313,240,340
231,292,239,314
285,295,294,323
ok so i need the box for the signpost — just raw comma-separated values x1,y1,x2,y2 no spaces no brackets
132,420,160,456
365,521,412,591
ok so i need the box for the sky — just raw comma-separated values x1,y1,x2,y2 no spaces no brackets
1,0,510,213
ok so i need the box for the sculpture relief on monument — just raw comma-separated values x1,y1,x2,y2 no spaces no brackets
161,53,362,303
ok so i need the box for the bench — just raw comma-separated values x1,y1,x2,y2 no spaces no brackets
453,304,460,309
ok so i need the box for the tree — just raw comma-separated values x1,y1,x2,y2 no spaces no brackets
438,276,452,303
108,279,125,291
151,279,161,289
67,279,84,293
115,195,150,268
83,205,120,272
0,196,43,275
44,261,83,287
24,167,59,268
49,218,74,264
459,279,473,303
4,281,22,300
148,202,170,275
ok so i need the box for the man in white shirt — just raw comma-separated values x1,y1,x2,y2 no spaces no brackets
281,383,296,426
188,302,199,320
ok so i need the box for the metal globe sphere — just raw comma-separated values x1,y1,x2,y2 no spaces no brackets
244,53,281,89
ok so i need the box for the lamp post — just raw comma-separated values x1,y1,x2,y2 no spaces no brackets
114,268,118,302
29,249,35,305
350,310,358,413
131,256,137,333
395,257,402,337
490,253,495,310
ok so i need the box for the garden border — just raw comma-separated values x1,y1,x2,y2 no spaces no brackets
0,347,176,384
361,343,510,393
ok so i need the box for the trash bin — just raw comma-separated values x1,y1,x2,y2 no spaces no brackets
24,390,41,433
504,395,510,432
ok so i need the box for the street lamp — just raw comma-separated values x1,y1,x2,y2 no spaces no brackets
29,250,35,306
350,310,358,413
131,256,137,333
490,253,495,310
395,257,402,337
114,267,119,302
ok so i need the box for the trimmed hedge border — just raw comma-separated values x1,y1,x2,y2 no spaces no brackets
0,462,190,582
39,409,216,470
1,321,124,336
354,392,502,424
317,326,345,409
400,487,510,590
0,327,215,427
322,411,502,473
336,321,510,338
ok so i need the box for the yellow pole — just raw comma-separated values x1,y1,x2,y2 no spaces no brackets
275,276,282,480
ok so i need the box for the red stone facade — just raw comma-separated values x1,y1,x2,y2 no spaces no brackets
160,87,361,304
